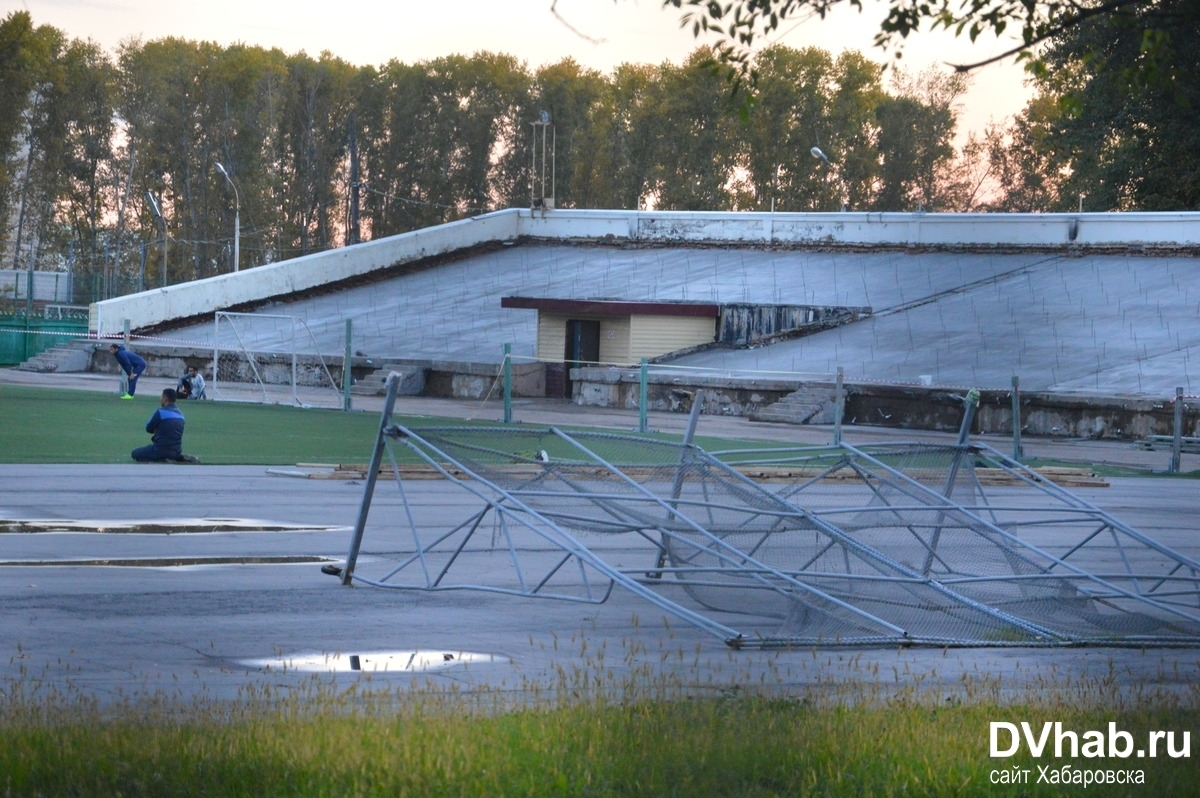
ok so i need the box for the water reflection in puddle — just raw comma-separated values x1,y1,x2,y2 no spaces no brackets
243,650,509,673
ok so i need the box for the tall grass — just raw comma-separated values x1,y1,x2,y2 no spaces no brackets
3,648,1199,797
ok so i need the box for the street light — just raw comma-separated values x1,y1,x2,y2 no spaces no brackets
810,146,846,211
215,162,240,272
145,190,168,287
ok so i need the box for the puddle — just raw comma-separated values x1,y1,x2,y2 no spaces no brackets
0,555,333,568
0,519,345,535
241,650,510,673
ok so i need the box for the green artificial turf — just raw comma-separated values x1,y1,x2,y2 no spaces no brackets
0,383,783,466
0,383,387,465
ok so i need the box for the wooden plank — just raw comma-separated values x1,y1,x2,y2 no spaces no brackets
294,462,1106,488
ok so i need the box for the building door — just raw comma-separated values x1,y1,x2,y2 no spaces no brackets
563,319,601,398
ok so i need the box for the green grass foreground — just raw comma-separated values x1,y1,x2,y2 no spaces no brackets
2,679,1198,797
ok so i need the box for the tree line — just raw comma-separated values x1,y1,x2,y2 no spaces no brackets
1,8,1194,303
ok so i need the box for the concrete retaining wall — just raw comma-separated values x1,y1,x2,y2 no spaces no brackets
570,366,1198,440
87,343,547,400
81,339,1196,439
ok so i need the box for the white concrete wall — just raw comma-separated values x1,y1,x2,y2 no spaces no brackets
91,207,1200,336
518,209,1200,247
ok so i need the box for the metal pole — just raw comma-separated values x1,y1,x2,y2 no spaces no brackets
343,318,353,412
650,389,705,577
233,204,240,273
216,162,240,272
503,343,512,423
291,322,298,406
638,358,649,433
121,319,131,395
25,240,34,316
957,389,980,447
212,314,220,400
342,372,402,585
833,366,844,445
1171,386,1184,473
1011,375,1023,461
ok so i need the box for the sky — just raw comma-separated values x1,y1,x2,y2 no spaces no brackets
10,0,1033,138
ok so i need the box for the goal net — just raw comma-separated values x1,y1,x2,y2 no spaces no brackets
211,311,342,408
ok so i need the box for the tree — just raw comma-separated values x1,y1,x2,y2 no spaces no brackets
529,59,605,209
570,63,661,209
651,51,744,210
41,39,118,287
741,45,842,212
873,67,967,211
275,51,357,256
988,0,1200,211
661,0,1173,79
0,11,61,268
981,96,1065,211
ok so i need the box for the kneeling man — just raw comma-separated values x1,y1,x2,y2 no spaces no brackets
132,388,198,463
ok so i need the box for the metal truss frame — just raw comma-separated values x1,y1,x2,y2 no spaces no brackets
335,376,1200,649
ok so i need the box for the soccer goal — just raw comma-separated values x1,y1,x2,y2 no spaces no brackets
211,311,342,408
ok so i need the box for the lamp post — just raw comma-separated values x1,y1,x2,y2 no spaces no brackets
145,191,167,287
215,162,240,272
810,146,846,212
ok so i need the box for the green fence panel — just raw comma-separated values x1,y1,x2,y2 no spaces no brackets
0,316,89,366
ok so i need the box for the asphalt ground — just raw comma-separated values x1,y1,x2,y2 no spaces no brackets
1,369,1199,710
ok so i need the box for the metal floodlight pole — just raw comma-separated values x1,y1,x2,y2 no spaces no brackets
531,111,554,209
1171,386,1184,473
146,191,167,287
540,114,548,204
215,162,240,272
503,343,512,423
810,146,846,211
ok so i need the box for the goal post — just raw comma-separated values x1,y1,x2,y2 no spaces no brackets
211,311,343,408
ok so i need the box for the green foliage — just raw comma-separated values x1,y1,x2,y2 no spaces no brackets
990,0,1200,211
664,0,1175,77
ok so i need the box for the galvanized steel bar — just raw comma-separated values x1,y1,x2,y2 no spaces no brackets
341,372,401,585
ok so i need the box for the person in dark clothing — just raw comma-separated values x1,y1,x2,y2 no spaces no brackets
132,388,198,463
176,365,206,399
109,343,147,398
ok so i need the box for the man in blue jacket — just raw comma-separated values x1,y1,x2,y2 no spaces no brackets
132,388,199,463
109,343,147,398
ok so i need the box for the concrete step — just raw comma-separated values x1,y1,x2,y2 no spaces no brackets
350,365,427,397
749,384,838,425
16,342,92,373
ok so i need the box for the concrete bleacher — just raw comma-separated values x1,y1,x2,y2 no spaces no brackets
81,209,1200,431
